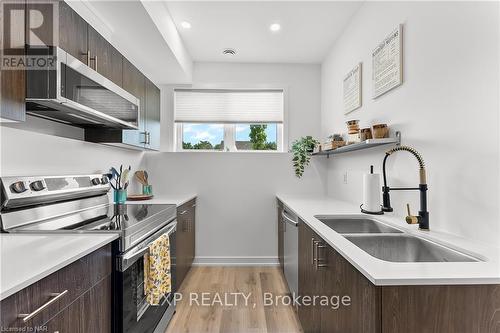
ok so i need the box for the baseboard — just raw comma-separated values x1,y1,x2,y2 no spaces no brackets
192,256,279,266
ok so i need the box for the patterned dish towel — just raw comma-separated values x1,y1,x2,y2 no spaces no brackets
144,233,171,305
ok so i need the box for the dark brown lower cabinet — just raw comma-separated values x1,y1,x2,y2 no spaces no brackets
297,221,500,333
320,241,380,333
382,285,500,333
45,275,111,333
176,198,197,288
299,220,379,333
0,244,112,333
298,221,322,333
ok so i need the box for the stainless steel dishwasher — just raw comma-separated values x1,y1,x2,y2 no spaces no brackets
282,207,299,297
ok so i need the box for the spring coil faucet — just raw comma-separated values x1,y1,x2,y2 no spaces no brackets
382,145,430,230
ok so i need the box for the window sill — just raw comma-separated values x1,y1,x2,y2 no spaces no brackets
172,150,288,154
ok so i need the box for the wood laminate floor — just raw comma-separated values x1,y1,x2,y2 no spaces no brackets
166,266,303,333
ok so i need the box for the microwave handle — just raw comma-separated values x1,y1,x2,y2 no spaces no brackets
118,221,177,272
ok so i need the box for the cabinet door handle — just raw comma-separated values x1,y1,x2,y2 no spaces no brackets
179,210,188,215
316,243,328,270
90,55,98,71
311,238,316,265
83,51,90,66
314,240,319,269
18,290,68,322
140,131,148,144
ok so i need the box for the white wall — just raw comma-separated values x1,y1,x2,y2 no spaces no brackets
146,62,326,264
0,123,145,194
321,2,499,246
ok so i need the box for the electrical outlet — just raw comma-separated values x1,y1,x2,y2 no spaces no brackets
343,171,348,184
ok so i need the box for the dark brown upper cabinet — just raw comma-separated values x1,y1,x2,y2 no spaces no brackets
121,57,147,146
60,2,122,85
4,0,161,149
121,58,161,150
88,26,123,87
84,56,161,151
58,1,89,65
1,69,26,122
1,0,26,122
144,78,161,150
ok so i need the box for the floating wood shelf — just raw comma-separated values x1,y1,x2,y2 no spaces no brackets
312,131,401,158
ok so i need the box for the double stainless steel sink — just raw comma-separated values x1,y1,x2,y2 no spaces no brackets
317,217,403,234
314,216,479,263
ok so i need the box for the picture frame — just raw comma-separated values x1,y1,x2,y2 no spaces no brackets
343,62,362,114
372,24,403,98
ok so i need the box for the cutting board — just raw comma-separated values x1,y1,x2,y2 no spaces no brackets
127,194,154,201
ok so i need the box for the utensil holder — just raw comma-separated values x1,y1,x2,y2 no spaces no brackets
142,185,153,195
114,189,127,204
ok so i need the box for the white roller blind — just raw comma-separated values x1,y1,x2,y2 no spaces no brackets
174,89,284,123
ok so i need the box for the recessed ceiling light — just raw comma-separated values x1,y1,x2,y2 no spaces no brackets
270,23,281,32
181,21,191,29
222,48,237,56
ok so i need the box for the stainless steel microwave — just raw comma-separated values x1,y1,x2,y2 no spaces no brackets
26,47,140,129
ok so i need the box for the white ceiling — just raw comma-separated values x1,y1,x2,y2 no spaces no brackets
165,1,363,64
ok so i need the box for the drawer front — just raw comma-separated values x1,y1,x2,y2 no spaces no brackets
45,275,112,333
58,244,112,309
0,244,111,330
0,272,61,330
177,199,196,234
177,198,196,217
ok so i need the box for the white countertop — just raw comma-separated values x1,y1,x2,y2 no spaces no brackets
0,233,118,300
126,194,197,207
277,194,500,286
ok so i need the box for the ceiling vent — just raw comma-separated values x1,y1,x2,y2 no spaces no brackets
222,48,236,56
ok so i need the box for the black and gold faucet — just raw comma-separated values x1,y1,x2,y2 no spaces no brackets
382,145,429,230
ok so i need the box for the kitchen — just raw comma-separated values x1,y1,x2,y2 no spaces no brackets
0,1,499,332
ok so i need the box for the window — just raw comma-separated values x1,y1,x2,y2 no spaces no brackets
235,123,278,151
181,123,225,150
174,89,284,152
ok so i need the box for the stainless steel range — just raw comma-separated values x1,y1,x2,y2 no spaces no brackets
0,174,178,333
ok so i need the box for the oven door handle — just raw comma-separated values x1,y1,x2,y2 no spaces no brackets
118,221,177,272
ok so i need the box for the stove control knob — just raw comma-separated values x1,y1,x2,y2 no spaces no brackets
91,178,101,186
10,181,27,194
100,176,109,185
30,180,45,191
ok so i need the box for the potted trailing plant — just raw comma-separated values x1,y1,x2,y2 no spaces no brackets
291,136,320,178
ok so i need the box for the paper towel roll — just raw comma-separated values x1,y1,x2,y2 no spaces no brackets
363,173,381,212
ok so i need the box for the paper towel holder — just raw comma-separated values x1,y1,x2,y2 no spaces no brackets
360,165,384,215
360,204,384,215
